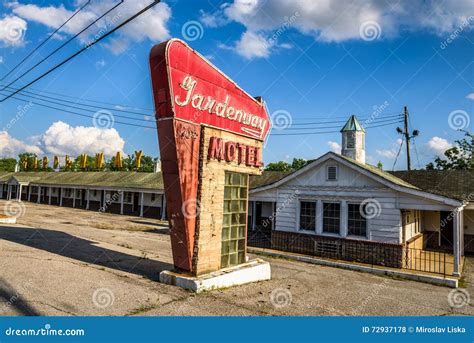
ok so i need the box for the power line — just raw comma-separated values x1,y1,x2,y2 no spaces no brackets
1,93,156,129
0,0,92,82
1,0,160,103
15,86,154,112
392,138,404,171
289,111,403,122
0,0,126,96
270,120,403,136
282,116,403,130
1,84,154,117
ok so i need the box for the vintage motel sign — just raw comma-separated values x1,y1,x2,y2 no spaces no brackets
135,150,143,169
150,39,271,275
95,153,105,169
53,156,60,169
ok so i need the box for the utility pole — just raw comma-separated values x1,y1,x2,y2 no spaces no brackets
396,106,419,171
403,106,411,171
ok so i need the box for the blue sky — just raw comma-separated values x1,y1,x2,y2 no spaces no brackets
0,0,472,170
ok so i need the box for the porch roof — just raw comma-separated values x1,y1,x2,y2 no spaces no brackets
390,170,474,201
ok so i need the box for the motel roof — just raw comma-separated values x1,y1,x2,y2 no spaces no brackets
0,166,472,202
0,171,164,190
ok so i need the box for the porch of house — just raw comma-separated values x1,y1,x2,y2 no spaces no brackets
247,201,465,278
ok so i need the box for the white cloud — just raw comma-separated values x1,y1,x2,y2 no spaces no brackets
37,121,125,157
233,31,272,59
376,138,403,159
215,0,474,57
95,59,107,69
466,93,474,100
0,131,42,157
0,16,27,47
426,136,452,156
11,0,171,53
327,141,341,153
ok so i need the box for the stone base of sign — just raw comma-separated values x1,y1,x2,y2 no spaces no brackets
159,258,271,293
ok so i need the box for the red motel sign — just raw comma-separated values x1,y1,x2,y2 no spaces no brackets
152,39,271,141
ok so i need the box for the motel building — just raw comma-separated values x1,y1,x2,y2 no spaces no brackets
0,116,472,278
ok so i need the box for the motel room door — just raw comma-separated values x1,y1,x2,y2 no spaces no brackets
440,211,454,248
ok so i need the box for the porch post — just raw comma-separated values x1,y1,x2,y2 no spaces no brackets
0,184,3,199
37,186,41,203
316,200,323,234
7,184,11,200
120,191,124,215
340,200,348,237
453,208,462,276
48,187,52,205
140,192,144,217
59,187,63,206
161,194,167,220
86,189,90,210
271,202,276,230
251,201,257,230
27,186,31,202
17,184,22,201
73,188,76,208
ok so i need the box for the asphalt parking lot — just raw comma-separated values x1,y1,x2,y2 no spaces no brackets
0,200,472,316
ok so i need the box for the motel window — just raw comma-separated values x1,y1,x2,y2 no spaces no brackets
326,166,337,181
299,201,316,231
323,202,340,234
347,203,367,237
221,172,248,269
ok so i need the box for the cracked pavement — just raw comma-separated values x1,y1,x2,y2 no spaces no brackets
0,201,472,316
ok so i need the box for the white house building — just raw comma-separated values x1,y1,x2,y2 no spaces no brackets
248,116,472,277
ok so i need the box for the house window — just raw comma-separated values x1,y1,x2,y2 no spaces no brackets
151,193,156,202
323,202,340,234
348,203,367,237
124,192,132,203
93,190,97,197
299,201,316,230
346,132,355,149
326,166,337,181
221,172,248,269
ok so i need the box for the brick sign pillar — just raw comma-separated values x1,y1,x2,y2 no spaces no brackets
150,39,271,277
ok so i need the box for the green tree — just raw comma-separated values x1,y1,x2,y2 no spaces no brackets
264,161,292,172
291,158,308,170
426,137,473,170
0,158,17,172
